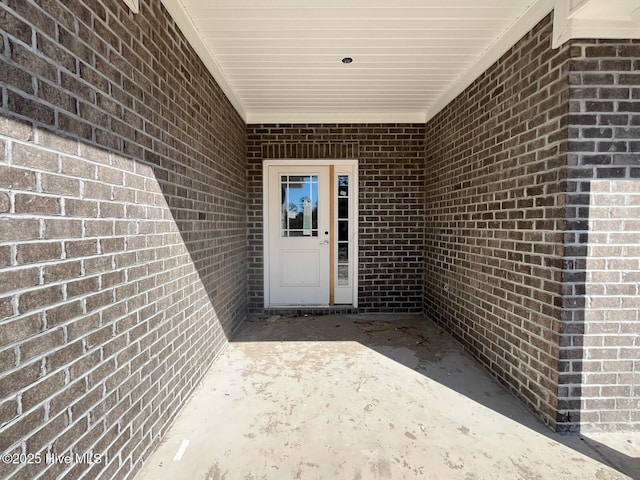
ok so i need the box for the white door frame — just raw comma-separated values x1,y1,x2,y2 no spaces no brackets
263,159,358,308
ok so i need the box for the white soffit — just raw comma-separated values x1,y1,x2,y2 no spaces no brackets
161,0,557,124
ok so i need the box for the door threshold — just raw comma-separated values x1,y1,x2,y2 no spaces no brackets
255,306,358,317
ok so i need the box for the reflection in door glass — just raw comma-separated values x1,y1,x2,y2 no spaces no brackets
338,244,348,262
338,220,348,241
337,175,349,286
281,175,318,237
338,265,349,286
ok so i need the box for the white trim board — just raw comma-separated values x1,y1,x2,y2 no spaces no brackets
123,0,139,13
553,0,640,48
247,112,427,125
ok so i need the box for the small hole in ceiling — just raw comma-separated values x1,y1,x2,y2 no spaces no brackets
341,57,353,64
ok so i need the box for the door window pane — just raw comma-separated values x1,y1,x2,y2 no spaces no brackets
338,265,349,286
338,176,349,197
281,175,318,237
338,244,348,262
338,220,348,241
338,198,348,219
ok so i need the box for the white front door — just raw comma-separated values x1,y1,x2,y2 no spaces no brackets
267,165,330,305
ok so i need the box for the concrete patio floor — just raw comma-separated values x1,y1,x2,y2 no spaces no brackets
136,314,639,480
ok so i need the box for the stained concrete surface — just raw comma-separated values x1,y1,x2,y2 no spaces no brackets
136,314,639,480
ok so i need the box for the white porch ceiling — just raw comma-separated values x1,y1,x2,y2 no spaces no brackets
162,0,558,123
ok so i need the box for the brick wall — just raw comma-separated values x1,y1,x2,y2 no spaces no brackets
246,125,425,313
559,40,640,432
424,15,570,429
0,0,246,479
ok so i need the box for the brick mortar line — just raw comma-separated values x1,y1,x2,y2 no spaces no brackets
0,212,188,223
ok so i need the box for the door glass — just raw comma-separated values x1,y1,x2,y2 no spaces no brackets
281,175,318,237
338,198,348,218
337,175,349,286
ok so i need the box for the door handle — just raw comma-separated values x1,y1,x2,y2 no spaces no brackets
320,240,330,245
